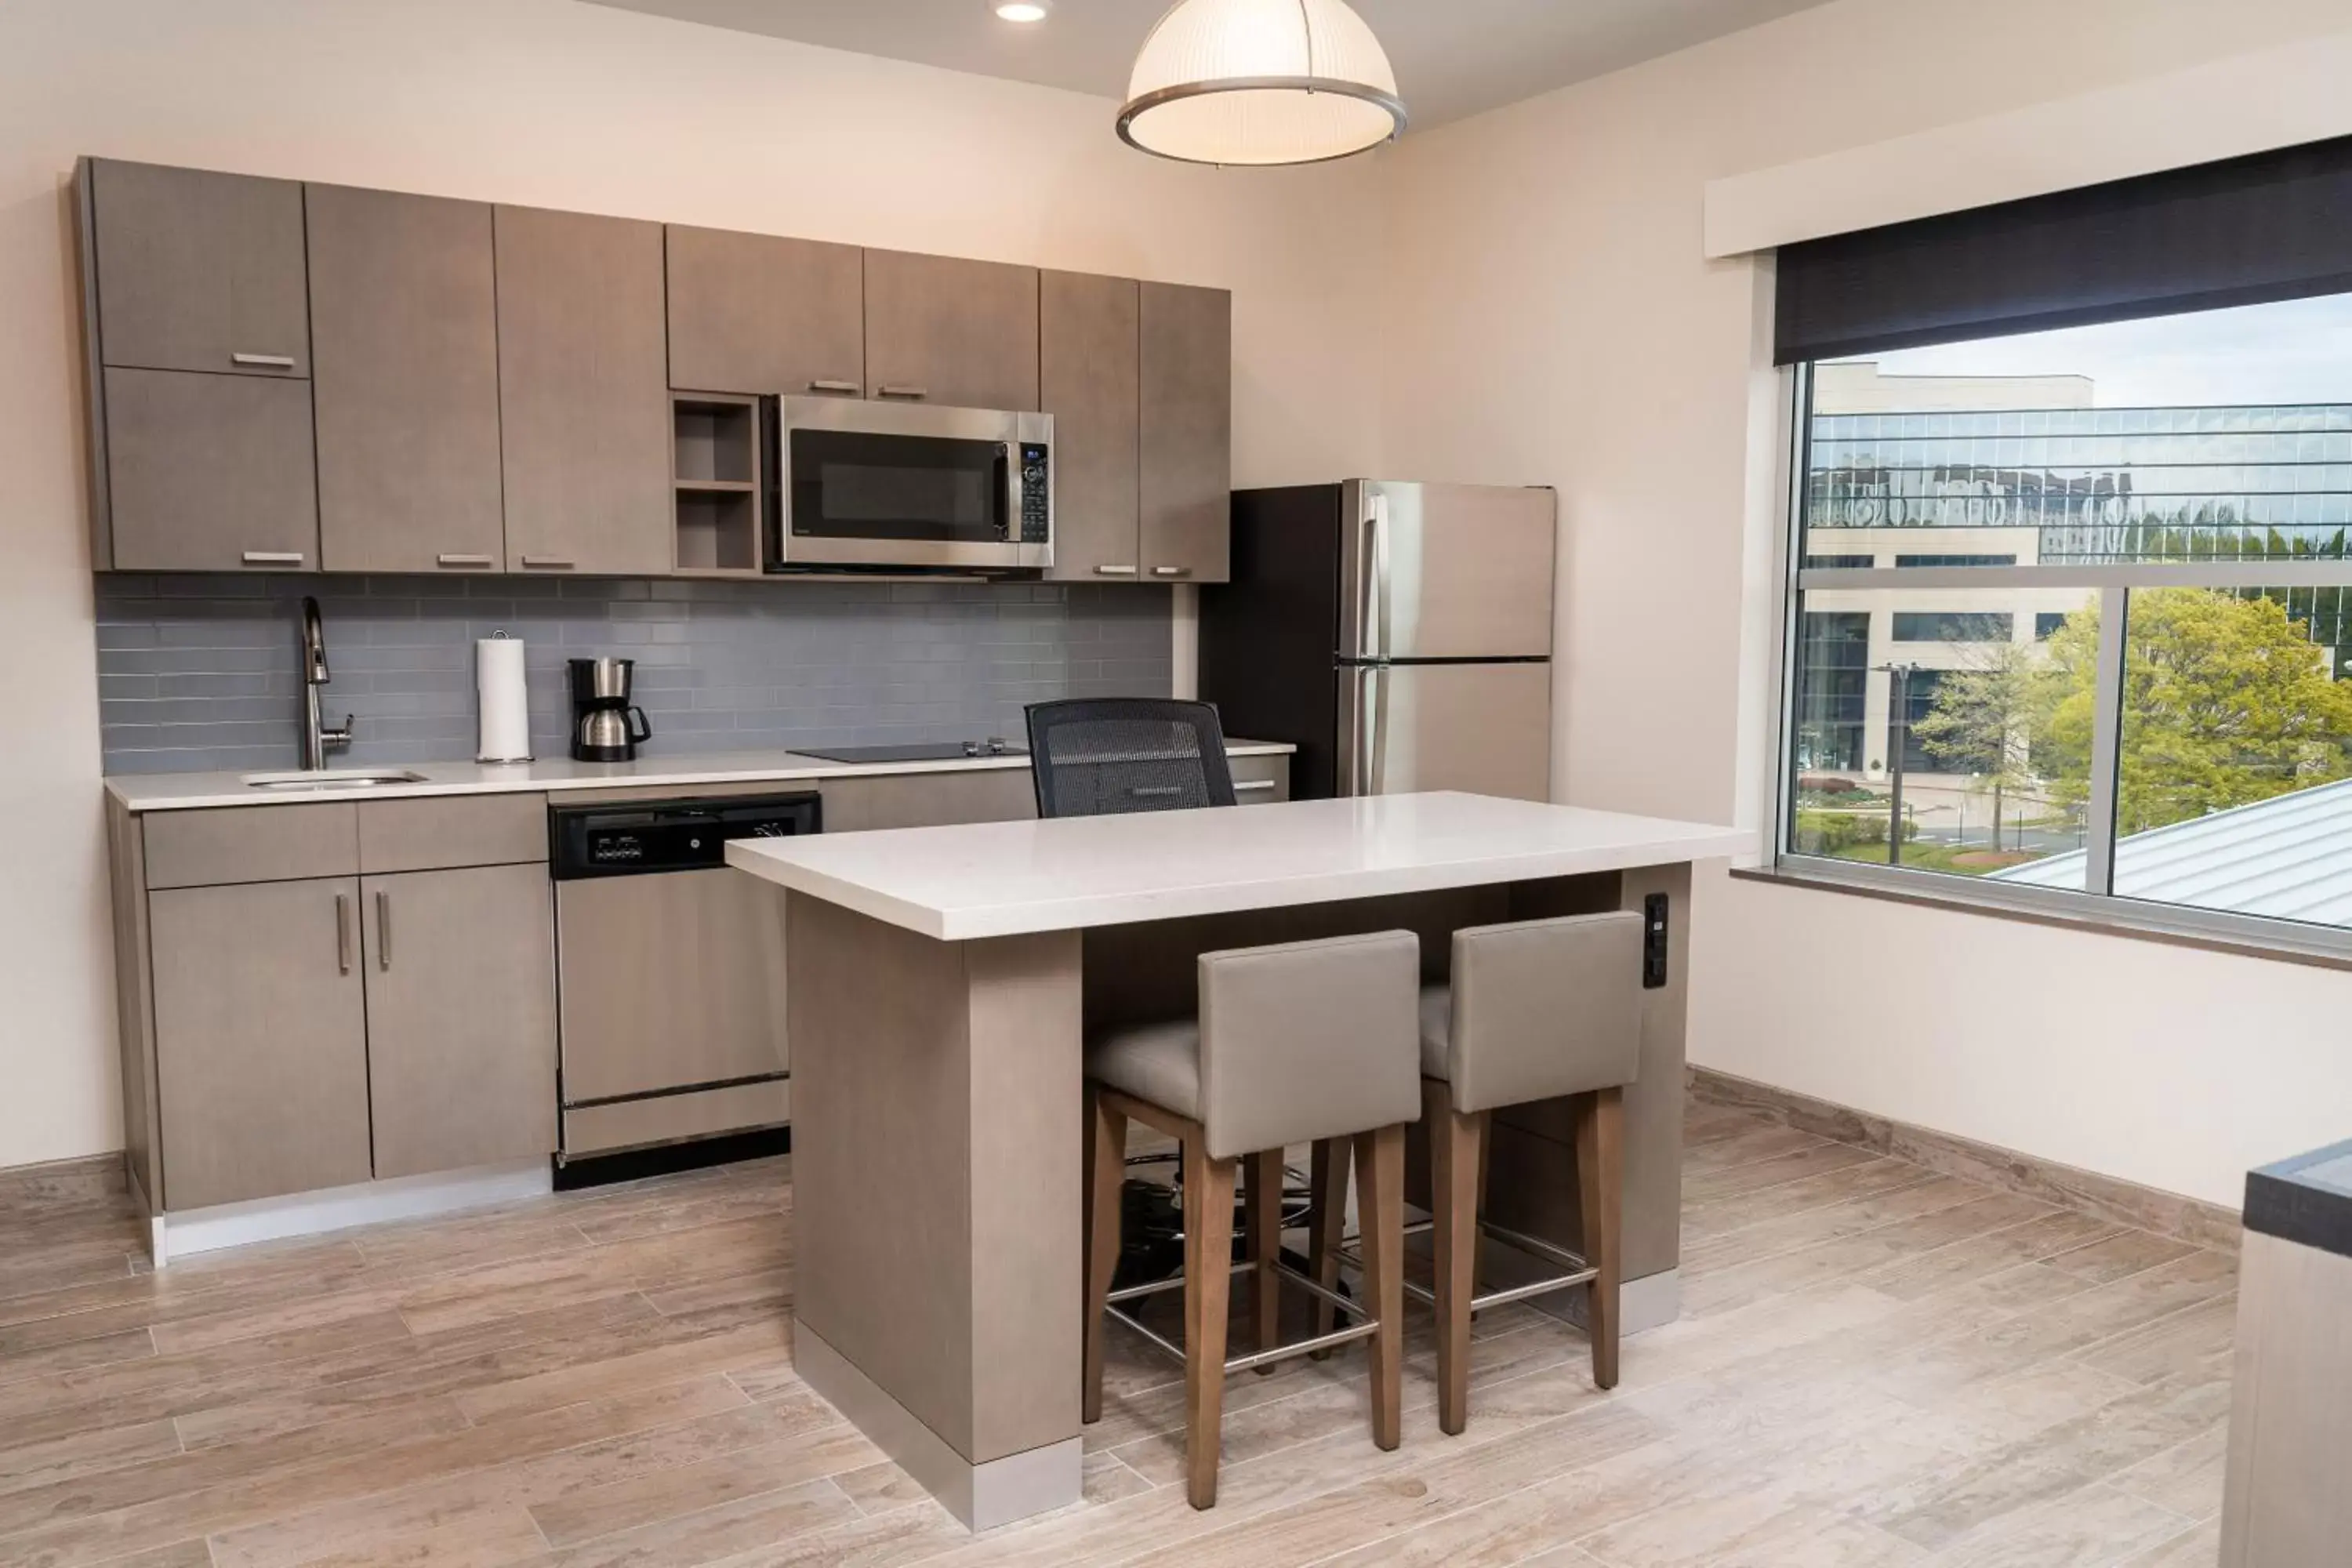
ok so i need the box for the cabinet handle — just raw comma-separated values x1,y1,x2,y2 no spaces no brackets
436,553,494,569
334,893,351,975
230,352,296,369
241,550,304,568
376,890,391,971
519,555,575,570
808,379,859,395
1151,564,1192,578
1234,779,1278,793
1093,564,1139,577
875,385,927,400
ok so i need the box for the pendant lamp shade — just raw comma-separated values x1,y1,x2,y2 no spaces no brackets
1117,0,1406,166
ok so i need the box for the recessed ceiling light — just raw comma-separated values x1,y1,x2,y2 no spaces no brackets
993,1,1051,21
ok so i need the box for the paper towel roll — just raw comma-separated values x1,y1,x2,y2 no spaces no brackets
476,634,532,763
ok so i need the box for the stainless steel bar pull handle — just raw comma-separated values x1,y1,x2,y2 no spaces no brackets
436,553,494,568
808,379,859,394
230,352,296,368
241,550,304,567
1234,779,1278,793
875,385,927,400
1150,564,1191,578
375,891,391,971
518,555,575,570
335,893,351,975
1093,564,1139,576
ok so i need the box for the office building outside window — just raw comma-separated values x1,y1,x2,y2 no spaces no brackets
1781,292,2352,942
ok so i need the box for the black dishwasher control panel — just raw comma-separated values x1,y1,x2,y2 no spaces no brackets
550,792,822,880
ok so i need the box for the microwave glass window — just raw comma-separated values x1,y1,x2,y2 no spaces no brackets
790,430,1008,543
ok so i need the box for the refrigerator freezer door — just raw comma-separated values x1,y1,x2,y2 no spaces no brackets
1338,660,1552,802
1338,481,1556,660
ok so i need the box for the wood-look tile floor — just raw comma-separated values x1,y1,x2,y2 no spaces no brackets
0,1102,2234,1567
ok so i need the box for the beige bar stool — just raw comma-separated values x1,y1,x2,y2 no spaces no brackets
1082,930,1421,1510
1421,912,1643,1431
1306,912,1643,1433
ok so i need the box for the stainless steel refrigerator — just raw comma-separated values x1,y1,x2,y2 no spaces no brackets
1200,480,1556,802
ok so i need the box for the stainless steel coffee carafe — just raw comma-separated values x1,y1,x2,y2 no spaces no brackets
568,658,652,763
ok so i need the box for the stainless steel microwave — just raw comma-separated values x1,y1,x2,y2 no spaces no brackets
765,396,1053,574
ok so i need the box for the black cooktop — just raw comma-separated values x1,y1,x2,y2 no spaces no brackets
793,739,1026,764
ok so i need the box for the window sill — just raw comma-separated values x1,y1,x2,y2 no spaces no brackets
1733,859,2352,975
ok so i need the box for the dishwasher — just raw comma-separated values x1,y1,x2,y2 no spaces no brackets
549,792,822,1177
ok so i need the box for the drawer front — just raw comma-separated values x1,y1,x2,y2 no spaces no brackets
359,793,548,873
142,804,359,889
1229,753,1290,804
563,1080,791,1157
819,768,1038,832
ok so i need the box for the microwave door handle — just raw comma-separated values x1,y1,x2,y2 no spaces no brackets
1001,442,1018,541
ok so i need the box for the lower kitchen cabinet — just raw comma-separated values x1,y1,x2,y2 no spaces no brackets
361,863,558,1179
150,877,373,1210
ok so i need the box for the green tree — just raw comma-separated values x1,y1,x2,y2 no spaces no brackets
1909,641,2058,849
2035,590,2352,834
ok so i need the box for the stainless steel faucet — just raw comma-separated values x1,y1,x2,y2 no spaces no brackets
299,596,354,770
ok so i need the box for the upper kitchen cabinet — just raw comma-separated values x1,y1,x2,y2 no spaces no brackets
84,158,310,377
494,205,673,576
102,367,318,572
307,186,505,574
1040,270,1141,583
667,225,864,397
863,249,1040,411
1139,281,1232,583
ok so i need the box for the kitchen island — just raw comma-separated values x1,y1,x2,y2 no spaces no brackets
728,790,1751,1530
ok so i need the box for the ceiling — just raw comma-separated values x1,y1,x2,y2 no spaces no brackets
578,0,1833,132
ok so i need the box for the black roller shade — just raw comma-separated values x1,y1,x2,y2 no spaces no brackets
1774,133,2352,365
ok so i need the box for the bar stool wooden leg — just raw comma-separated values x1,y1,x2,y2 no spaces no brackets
1428,1079,1486,1436
1304,1138,1347,1352
1183,1136,1237,1508
1082,1085,1127,1425
1245,1149,1283,1368
1573,1085,1624,1390
1352,1122,1405,1450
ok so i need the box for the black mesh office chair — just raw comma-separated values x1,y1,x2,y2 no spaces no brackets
1025,699,1239,818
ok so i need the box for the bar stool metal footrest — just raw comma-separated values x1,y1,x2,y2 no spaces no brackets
1336,1214,1600,1316
1107,1256,1381,1376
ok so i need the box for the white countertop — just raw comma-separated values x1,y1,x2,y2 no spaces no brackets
727,791,1754,940
104,742,1297,813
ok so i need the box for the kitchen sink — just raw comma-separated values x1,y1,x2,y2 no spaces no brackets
239,769,429,789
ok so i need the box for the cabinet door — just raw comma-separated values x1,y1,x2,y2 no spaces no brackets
362,864,558,1178
104,367,318,572
308,186,505,574
863,249,1040,411
667,225,864,397
1140,281,1232,584
1041,271,1140,583
87,159,310,377
150,878,372,1210
494,205,673,576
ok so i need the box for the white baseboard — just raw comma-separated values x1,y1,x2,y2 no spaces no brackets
151,1160,552,1265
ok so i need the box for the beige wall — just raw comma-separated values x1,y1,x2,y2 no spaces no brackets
1377,0,2352,1208
0,0,1385,1170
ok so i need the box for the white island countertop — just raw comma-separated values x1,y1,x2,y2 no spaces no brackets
104,741,1294,813
728,790,1755,940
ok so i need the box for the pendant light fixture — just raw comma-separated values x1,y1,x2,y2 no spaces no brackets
1117,0,1406,167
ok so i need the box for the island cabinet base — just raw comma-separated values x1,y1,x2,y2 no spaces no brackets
779,857,1698,1533
782,891,1086,1530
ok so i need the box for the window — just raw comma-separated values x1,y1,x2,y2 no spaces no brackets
1891,612,2014,643
1780,289,2352,941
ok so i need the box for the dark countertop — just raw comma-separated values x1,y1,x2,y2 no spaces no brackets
2244,1138,2352,1259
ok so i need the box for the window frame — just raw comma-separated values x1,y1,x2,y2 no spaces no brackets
1766,361,2352,966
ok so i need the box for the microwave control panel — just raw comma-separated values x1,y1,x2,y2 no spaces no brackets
1018,442,1051,544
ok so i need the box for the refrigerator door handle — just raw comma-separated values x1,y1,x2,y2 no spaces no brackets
1369,492,1392,659
1368,662,1390,793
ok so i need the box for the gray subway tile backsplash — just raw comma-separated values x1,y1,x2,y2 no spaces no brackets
96,574,1172,775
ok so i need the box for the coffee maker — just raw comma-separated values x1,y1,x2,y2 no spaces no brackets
568,658,652,763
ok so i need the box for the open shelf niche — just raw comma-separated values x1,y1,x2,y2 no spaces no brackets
671,392,762,575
